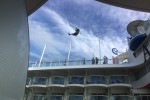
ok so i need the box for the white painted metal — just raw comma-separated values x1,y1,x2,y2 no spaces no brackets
67,42,72,65
38,44,47,67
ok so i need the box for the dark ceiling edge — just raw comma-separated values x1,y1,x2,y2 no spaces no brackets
96,0,150,13
26,0,48,16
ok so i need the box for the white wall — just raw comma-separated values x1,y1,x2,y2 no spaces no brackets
128,49,144,65
0,0,29,99
131,72,150,88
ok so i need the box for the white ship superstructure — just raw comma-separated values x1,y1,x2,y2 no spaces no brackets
24,20,150,100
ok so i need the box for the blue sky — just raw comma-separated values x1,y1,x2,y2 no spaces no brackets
28,0,150,62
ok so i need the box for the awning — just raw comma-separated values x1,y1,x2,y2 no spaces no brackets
96,0,150,12
25,0,48,16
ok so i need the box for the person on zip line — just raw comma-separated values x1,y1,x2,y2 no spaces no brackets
68,28,80,36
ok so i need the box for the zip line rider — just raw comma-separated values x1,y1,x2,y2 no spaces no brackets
68,28,80,36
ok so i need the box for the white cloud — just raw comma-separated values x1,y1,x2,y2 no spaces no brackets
97,2,150,27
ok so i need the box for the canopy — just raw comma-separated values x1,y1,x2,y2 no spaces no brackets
25,0,48,16
96,0,150,12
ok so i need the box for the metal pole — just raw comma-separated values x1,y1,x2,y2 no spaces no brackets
99,37,101,64
38,44,47,67
67,42,72,65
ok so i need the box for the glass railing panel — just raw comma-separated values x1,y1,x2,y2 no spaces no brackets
89,96,108,100
109,75,129,84
69,95,83,100
33,95,46,100
67,60,76,66
141,96,149,100
134,96,141,100
44,62,51,67
26,78,31,85
87,76,107,84
29,63,34,67
32,77,47,85
134,95,150,100
58,61,66,66
110,96,133,100
24,94,28,100
86,60,93,65
67,60,84,66
76,60,84,65
49,95,63,100
51,77,65,85
68,76,84,84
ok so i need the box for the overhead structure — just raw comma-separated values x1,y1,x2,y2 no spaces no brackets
96,0,150,12
25,0,48,15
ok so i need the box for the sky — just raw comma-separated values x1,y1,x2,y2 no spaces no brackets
28,0,150,62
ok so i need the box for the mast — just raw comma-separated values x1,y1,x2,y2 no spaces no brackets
99,37,101,64
67,42,72,65
38,44,47,67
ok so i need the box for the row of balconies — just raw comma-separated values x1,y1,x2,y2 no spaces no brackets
25,94,149,100
26,75,131,87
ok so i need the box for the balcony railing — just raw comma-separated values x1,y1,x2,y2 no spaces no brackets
33,95,46,100
69,95,84,100
27,75,131,86
110,95,133,100
87,75,107,84
32,77,47,85
48,95,63,100
88,95,108,100
109,75,129,84
68,76,84,84
26,78,31,85
29,58,128,68
134,95,150,100
50,77,65,85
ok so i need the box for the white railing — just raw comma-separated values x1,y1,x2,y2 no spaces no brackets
29,58,128,68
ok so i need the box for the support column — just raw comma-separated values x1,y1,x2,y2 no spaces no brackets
0,0,29,99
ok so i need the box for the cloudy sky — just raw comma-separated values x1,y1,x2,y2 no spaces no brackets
28,0,150,62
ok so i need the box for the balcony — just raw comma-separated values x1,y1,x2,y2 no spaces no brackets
86,75,107,87
33,95,46,100
134,95,150,100
109,75,132,87
110,95,133,100
26,78,31,85
67,76,84,87
48,95,63,100
30,77,47,87
68,95,84,100
48,76,65,87
88,95,108,100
